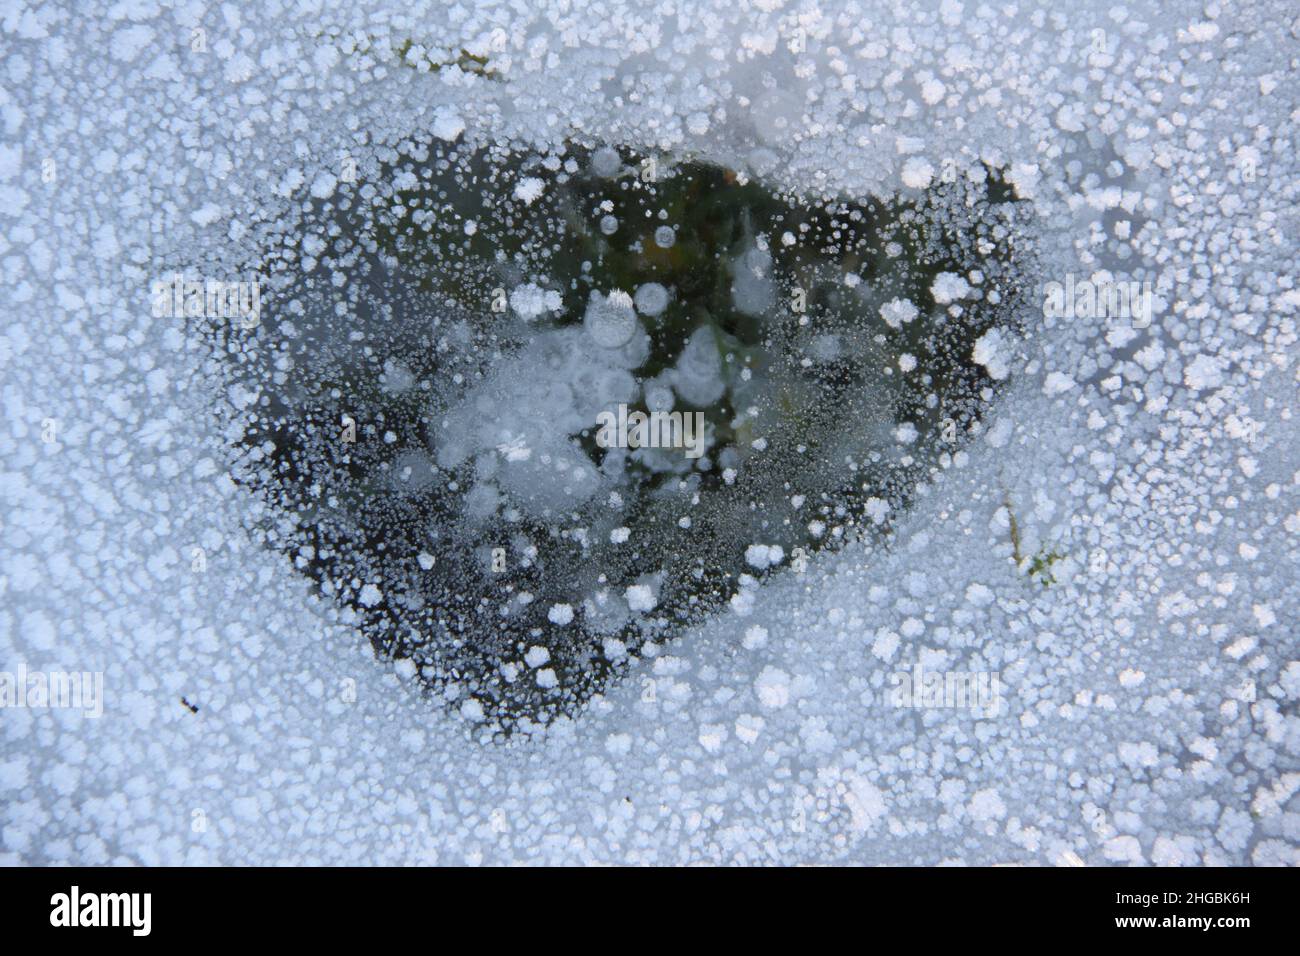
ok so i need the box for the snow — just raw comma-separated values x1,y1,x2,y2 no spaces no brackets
968,788,1007,823
309,173,338,200
879,297,918,329
2,0,1296,868
625,584,657,613
1184,354,1226,391
1043,372,1076,396
754,667,792,709
509,283,563,321
930,271,971,305
900,156,934,189
513,176,546,205
744,544,785,569
972,328,1011,381
431,108,466,142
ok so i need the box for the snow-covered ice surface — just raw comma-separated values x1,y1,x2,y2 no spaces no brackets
2,0,1297,865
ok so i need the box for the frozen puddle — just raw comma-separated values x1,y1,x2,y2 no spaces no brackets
7,0,1295,867
210,140,1035,727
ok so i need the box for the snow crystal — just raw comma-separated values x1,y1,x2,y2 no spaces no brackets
625,584,657,613
754,667,792,709
744,544,785,569
509,283,563,321
1043,372,1077,396
431,109,465,142
972,328,1011,381
310,172,338,200
930,271,971,305
513,177,546,205
1184,354,1226,390
968,788,1008,822
901,156,934,189
879,297,918,328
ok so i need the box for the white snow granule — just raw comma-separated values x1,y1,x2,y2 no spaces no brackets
509,283,563,321
930,272,971,304
754,667,792,709
1184,354,1226,390
972,328,1011,381
968,788,1007,822
864,498,890,525
1043,371,1077,395
514,177,546,205
901,156,934,189
432,108,465,142
879,297,918,328
744,544,785,569
309,172,338,199
625,584,657,612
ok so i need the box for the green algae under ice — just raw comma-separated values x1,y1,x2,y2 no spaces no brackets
216,139,1035,729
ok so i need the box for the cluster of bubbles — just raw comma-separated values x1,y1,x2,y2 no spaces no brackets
212,136,1035,731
